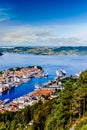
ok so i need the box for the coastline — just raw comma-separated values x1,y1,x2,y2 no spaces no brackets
0,53,86,113
1,46,87,55
0,75,63,113
0,65,66,112
0,66,43,94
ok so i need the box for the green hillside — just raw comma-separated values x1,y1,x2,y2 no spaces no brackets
0,70,87,130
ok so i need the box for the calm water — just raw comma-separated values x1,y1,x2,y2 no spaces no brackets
0,53,87,102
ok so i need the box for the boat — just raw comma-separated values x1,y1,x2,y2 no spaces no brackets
44,73,48,77
3,98,10,104
75,72,81,78
43,73,48,77
56,69,66,78
60,69,66,75
56,71,62,77
35,84,41,90
0,87,3,93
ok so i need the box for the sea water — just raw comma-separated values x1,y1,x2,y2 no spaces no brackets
0,53,87,102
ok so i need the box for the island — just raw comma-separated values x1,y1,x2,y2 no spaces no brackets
0,46,87,55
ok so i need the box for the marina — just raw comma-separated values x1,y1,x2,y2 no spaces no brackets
0,66,43,94
0,76,63,113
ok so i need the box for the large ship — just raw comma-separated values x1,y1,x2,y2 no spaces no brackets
56,69,66,78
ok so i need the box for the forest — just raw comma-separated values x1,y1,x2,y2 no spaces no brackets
0,70,87,130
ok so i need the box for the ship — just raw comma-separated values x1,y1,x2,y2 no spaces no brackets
56,69,66,78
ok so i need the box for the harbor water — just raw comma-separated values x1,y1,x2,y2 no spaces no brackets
0,53,87,102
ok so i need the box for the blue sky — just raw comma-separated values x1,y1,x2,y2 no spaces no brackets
0,0,87,46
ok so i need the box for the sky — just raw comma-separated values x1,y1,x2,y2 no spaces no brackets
0,0,87,46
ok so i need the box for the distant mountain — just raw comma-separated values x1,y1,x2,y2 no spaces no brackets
0,46,87,55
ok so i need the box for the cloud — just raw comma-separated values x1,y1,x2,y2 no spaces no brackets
0,24,87,46
0,8,10,22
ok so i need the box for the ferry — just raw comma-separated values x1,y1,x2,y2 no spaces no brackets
56,69,66,78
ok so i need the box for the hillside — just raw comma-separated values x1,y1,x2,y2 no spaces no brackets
0,70,87,129
1,46,87,55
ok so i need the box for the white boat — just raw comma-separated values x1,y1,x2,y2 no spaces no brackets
0,87,3,93
45,73,48,77
60,69,66,75
56,71,62,77
75,72,81,78
43,73,48,77
56,69,66,77
3,98,10,104
35,84,41,90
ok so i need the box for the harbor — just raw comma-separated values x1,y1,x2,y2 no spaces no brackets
0,53,87,108
0,77,63,113
0,66,81,113
0,67,66,112
0,66,43,94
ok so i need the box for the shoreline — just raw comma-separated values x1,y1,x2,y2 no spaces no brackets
1,46,87,55
0,66,43,94
2,52,87,56
0,76,63,113
0,67,68,113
